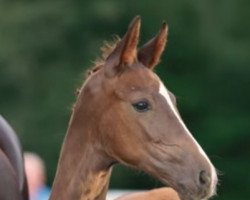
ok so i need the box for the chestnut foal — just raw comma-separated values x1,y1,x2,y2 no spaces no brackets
49,16,217,200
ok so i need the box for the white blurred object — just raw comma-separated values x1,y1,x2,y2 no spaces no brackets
107,190,142,200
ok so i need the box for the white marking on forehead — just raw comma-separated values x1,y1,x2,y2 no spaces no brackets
159,81,206,155
159,80,217,191
159,81,191,136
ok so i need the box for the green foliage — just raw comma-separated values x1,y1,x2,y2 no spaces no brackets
0,1,249,199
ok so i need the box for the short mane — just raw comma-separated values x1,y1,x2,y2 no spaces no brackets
74,36,121,99
86,36,120,77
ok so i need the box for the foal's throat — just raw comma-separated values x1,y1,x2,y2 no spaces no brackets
49,110,113,200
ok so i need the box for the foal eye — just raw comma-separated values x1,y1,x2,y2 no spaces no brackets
132,100,151,112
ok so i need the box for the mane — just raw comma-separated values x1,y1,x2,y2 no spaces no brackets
74,36,121,99
86,36,121,77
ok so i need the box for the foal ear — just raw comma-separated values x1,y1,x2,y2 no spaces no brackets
105,16,141,77
138,22,168,70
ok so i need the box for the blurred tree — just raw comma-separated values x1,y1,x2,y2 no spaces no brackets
0,1,249,200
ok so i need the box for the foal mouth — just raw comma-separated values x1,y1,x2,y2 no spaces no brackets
156,172,216,200
175,182,216,200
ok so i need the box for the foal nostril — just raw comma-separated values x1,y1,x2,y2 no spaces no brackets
199,170,211,186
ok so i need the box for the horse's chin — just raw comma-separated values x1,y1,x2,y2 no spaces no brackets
158,178,213,200
174,187,214,200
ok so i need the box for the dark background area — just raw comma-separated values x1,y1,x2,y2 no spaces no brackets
0,1,249,199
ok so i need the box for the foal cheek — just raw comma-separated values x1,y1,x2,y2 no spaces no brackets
106,121,148,164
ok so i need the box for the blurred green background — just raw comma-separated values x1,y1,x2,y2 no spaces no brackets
0,0,249,199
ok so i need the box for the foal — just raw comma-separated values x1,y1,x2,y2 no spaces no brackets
49,16,217,200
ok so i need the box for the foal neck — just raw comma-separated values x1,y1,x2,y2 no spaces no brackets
49,98,113,200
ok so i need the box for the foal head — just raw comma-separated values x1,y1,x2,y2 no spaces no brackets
77,16,217,200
